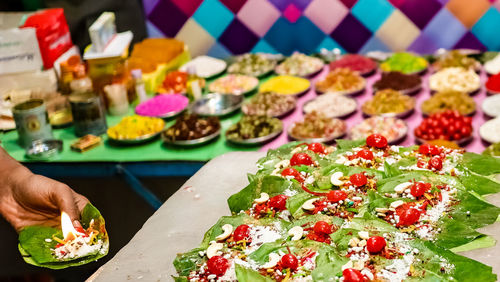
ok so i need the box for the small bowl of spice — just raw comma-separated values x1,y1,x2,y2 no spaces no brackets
275,52,324,77
135,94,189,118
288,111,347,143
380,52,428,75
303,93,357,118
421,91,476,116
429,67,480,94
329,54,377,76
350,116,408,144
226,115,283,145
259,75,311,96
241,92,296,118
315,68,366,95
107,115,165,144
362,89,415,118
372,71,422,95
432,50,481,72
227,53,277,78
162,114,221,146
208,74,259,95
482,95,500,118
485,73,500,95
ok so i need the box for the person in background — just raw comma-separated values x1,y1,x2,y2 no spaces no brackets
0,146,88,232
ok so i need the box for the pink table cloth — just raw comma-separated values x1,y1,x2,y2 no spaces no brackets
260,66,490,153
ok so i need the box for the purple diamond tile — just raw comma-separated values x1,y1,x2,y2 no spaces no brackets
269,0,289,11
148,0,188,37
340,0,358,8
219,18,260,54
453,31,487,51
293,0,313,10
437,0,449,4
407,34,439,54
400,0,442,29
220,0,247,13
143,0,160,16
422,8,466,49
171,0,203,17
331,13,372,52
283,4,302,23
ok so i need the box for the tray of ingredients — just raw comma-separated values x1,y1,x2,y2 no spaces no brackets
226,115,283,145
275,52,324,77
361,89,415,118
303,93,357,118
315,68,366,95
329,54,377,76
241,92,296,118
259,75,311,96
227,53,276,77
107,115,165,144
208,74,259,96
380,52,428,75
288,111,346,143
350,116,408,144
190,93,244,117
135,94,189,118
421,90,476,116
179,55,227,79
372,71,422,95
162,114,221,146
414,110,473,145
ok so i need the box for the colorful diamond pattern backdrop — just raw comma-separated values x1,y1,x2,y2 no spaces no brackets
143,0,500,57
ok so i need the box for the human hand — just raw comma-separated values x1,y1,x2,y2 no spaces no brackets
0,164,89,232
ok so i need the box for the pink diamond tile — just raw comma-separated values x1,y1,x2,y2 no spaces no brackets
171,0,203,17
304,0,348,34
494,0,500,10
283,4,302,23
237,0,281,37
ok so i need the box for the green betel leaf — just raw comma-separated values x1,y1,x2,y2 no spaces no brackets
335,139,365,151
18,203,109,269
235,264,273,282
462,152,500,176
173,247,206,277
458,170,500,195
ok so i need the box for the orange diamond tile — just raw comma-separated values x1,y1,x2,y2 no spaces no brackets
446,0,490,28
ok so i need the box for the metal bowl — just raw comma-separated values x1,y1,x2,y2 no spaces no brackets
26,139,63,160
190,93,244,117
303,96,358,119
480,118,500,144
482,95,500,118
373,84,422,96
241,98,297,119
287,122,346,144
162,128,221,146
349,119,408,145
275,64,324,78
361,97,416,119
226,127,283,146
108,131,162,145
315,77,366,97
208,76,259,96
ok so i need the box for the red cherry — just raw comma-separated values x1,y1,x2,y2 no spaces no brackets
207,256,229,276
290,153,314,166
307,143,326,154
327,190,348,202
350,173,367,187
356,149,374,160
281,167,303,182
233,224,250,242
313,221,333,235
269,195,288,211
428,156,443,170
397,207,421,226
280,254,299,270
410,182,429,198
366,134,388,149
419,143,441,156
366,236,386,253
343,268,365,282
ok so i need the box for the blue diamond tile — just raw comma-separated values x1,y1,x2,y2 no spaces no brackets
316,37,346,53
193,0,234,38
252,39,279,54
352,0,394,32
421,7,466,49
206,42,233,59
359,36,391,54
264,17,295,55
471,7,500,50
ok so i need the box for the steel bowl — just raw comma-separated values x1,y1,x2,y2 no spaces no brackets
26,139,63,160
287,122,346,144
226,127,283,146
108,131,162,145
190,93,244,117
302,96,358,119
162,128,221,146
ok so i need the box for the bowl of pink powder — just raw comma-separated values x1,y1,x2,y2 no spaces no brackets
135,94,189,118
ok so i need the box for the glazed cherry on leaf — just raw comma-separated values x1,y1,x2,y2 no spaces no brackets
418,143,440,156
397,207,421,226
428,156,443,170
268,195,288,211
207,256,229,276
366,134,388,149
308,143,326,154
350,173,367,187
290,152,314,166
281,167,303,182
410,182,430,198
233,224,250,242
280,254,299,270
327,190,348,202
356,149,374,160
366,236,386,253
343,268,365,282
313,221,333,235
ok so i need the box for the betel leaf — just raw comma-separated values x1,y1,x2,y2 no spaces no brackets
18,203,109,269
235,264,273,282
335,139,365,151
450,235,497,253
227,176,301,214
462,152,500,176
458,169,500,195
173,247,206,277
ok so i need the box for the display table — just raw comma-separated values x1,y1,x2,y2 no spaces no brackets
87,152,500,281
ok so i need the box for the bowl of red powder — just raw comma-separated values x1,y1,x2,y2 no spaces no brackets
486,73,500,95
135,94,189,118
329,54,377,77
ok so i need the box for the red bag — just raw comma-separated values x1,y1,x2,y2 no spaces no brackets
22,8,73,69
